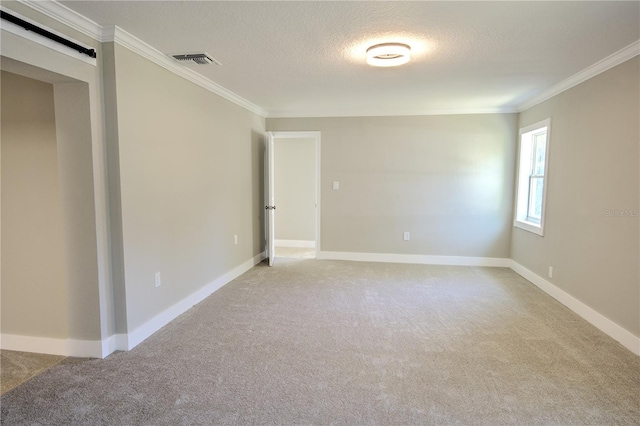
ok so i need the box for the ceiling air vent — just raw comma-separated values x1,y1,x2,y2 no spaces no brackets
171,53,220,66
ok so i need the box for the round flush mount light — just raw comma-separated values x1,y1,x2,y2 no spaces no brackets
366,43,411,67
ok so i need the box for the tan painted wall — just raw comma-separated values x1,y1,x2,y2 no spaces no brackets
512,57,640,337
1,71,69,338
267,114,518,257
274,138,316,242
53,82,102,341
110,44,265,332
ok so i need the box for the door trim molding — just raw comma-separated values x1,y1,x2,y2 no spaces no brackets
271,131,321,257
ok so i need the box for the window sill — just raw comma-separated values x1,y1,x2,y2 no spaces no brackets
514,219,544,236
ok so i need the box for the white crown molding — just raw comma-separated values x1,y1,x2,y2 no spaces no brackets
272,39,640,118
102,25,267,117
267,106,519,119
12,2,640,123
14,0,267,117
17,0,102,41
518,39,640,112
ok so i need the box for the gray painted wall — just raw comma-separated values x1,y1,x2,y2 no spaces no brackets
274,138,316,242
512,57,640,337
267,114,518,257
108,44,266,333
1,71,69,338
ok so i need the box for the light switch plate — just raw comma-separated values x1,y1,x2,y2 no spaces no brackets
332,181,340,190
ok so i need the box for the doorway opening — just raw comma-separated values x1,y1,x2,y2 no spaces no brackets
266,131,320,265
1,57,100,357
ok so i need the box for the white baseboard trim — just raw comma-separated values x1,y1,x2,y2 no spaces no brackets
0,252,266,358
116,251,266,352
0,334,105,358
318,251,511,267
275,239,316,248
115,333,128,353
101,334,117,358
509,260,640,356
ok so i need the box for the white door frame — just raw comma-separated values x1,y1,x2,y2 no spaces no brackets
271,131,321,258
0,55,110,357
265,132,276,266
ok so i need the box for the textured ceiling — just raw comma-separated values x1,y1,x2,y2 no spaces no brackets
60,1,639,117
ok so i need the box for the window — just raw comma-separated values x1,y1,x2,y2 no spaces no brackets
514,119,550,236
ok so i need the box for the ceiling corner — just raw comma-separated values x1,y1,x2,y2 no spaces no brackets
517,39,640,112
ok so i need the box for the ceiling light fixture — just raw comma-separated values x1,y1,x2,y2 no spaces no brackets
366,43,411,67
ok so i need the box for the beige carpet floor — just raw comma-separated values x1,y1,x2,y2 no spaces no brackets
1,259,639,425
0,350,66,395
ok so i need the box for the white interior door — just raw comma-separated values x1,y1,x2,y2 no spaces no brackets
265,132,276,266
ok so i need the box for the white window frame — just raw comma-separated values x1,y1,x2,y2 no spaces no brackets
514,118,551,236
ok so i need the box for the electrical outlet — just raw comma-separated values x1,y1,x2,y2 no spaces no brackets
548,266,553,279
155,272,161,288
403,232,410,241
234,234,238,245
